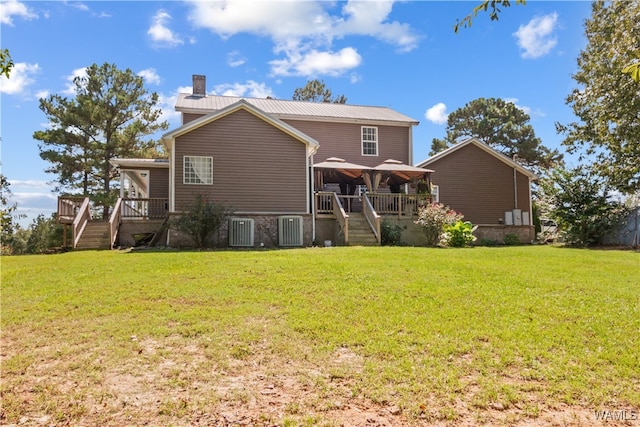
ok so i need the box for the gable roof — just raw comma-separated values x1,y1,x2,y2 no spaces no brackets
161,99,320,157
416,137,538,180
175,93,419,126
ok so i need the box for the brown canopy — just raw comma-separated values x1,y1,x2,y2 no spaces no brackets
369,159,434,190
313,157,371,189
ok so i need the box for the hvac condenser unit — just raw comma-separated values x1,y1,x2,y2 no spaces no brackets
278,216,303,246
229,218,254,247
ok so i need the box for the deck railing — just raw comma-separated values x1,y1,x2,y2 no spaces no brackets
315,191,335,215
367,193,431,218
121,198,168,219
58,197,86,224
362,193,381,243
72,197,91,248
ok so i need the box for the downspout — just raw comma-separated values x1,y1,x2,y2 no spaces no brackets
408,126,413,165
513,154,518,210
165,136,174,246
310,154,316,245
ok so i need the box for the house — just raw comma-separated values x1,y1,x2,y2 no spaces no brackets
60,75,430,249
58,77,540,248
416,137,538,243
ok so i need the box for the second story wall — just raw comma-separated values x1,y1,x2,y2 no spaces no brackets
180,113,412,167
282,119,411,167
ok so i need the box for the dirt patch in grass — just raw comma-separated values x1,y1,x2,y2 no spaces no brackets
1,334,625,426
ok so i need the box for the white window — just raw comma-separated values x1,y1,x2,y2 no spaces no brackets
183,156,213,185
361,126,378,156
431,184,439,203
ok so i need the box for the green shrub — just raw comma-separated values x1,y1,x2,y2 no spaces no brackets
504,233,520,246
381,219,404,246
170,194,232,248
539,167,629,246
479,238,497,247
441,221,477,247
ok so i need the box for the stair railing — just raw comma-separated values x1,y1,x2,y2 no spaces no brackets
108,198,123,249
72,197,92,248
332,192,349,245
362,193,381,243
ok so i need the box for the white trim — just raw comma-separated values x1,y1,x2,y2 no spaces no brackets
310,154,315,241
361,126,379,157
169,139,175,212
408,127,413,165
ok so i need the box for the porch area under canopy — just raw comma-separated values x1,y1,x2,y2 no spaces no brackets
313,157,371,194
368,159,434,192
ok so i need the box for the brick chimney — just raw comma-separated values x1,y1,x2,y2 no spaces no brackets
192,74,206,97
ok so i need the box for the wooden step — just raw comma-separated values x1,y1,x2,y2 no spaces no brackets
76,221,112,249
347,214,379,246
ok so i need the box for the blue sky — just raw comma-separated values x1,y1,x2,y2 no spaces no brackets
1,0,593,225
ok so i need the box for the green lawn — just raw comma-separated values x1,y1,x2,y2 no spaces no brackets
2,246,639,425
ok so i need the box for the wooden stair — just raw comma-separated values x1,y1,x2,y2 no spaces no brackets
76,220,111,250
347,213,379,246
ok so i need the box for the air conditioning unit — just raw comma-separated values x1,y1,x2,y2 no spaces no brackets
278,216,303,246
229,218,254,247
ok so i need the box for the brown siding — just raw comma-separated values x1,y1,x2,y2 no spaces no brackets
174,109,309,213
149,168,169,199
182,113,205,125
282,119,410,167
428,144,531,224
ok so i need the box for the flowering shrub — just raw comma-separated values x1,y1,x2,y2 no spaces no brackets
441,220,477,247
414,203,463,246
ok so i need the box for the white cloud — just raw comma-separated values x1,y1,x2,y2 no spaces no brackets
227,50,247,68
186,0,417,77
504,97,545,118
270,47,362,77
63,1,111,18
62,67,88,95
138,68,161,85
35,89,49,99
66,2,89,12
0,0,37,25
513,13,559,59
148,10,184,47
425,103,448,125
212,80,275,99
335,1,418,52
0,62,40,95
7,180,57,226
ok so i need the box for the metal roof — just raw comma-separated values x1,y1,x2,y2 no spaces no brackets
175,93,419,125
109,158,169,168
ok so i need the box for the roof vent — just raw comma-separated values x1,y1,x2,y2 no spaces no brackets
192,74,206,97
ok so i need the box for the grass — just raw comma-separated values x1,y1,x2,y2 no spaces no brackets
1,246,639,425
